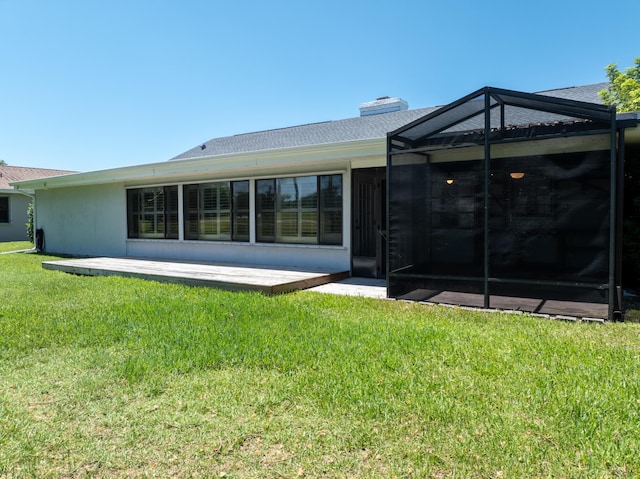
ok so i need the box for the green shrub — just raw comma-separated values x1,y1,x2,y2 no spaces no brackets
25,201,34,242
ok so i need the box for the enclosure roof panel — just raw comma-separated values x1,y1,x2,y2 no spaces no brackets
389,86,615,144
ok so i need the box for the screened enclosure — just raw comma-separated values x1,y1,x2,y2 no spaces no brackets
387,87,630,320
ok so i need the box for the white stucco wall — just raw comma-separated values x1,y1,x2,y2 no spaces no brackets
35,183,127,257
0,193,31,242
125,240,350,271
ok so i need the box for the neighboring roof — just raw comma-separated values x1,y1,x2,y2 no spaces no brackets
171,83,610,161
0,165,75,191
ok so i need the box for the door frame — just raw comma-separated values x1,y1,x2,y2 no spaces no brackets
351,167,386,278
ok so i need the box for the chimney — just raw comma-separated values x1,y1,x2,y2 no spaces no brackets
359,96,408,116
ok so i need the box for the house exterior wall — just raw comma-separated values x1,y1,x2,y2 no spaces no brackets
17,137,392,271
35,183,127,257
30,166,367,271
0,193,31,242
125,240,350,270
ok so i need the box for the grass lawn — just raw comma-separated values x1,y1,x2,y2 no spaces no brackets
1,243,639,478
0,240,32,253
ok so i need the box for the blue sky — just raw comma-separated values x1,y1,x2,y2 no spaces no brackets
1,0,638,172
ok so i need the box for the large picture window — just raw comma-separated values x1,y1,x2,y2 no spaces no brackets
184,180,249,242
127,186,178,239
256,174,342,245
0,197,8,223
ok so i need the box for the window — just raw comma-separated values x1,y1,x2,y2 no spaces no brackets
0,197,8,223
319,175,343,244
127,186,178,239
184,180,249,241
278,176,317,243
232,181,250,242
256,179,276,242
256,174,342,245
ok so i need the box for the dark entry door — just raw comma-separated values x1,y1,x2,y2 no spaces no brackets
352,168,386,278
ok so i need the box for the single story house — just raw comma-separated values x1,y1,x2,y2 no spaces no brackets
11,83,640,319
0,165,75,242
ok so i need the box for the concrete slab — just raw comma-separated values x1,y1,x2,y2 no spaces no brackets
307,277,387,299
42,257,349,295
429,291,544,312
539,299,608,319
397,289,608,320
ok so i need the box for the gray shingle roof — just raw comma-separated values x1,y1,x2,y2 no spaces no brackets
171,83,609,161
537,82,608,103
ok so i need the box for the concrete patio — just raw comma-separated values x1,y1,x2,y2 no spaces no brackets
42,257,349,295
42,257,608,320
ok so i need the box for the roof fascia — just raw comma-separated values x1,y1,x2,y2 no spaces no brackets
11,138,386,191
617,112,639,128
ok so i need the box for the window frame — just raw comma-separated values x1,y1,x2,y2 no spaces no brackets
127,186,178,239
319,174,343,245
125,174,342,246
255,174,343,246
0,196,9,223
183,180,249,242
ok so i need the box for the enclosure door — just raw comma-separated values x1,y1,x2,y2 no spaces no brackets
352,168,386,278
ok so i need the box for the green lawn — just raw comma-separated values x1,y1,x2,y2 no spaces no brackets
0,240,32,253
1,243,639,478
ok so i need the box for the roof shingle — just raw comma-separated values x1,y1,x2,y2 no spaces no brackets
170,83,609,161
0,166,76,190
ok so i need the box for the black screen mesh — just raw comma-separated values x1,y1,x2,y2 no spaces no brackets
388,147,612,308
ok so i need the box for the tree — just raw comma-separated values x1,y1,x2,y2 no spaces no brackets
599,57,640,112
602,58,640,296
0,159,6,165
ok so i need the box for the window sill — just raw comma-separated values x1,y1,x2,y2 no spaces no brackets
126,238,346,250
